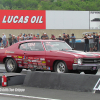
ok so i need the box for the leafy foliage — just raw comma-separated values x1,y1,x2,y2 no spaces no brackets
0,0,99,10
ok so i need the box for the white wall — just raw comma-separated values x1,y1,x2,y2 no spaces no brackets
46,11,89,29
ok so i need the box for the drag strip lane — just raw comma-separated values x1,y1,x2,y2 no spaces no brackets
0,93,60,100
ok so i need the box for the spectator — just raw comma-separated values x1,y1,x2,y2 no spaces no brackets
2,33,6,47
36,33,40,39
0,37,2,47
23,33,25,37
30,33,33,39
67,34,70,44
12,35,18,44
17,35,20,42
88,34,94,52
27,33,31,40
41,33,44,39
63,33,66,40
70,33,76,49
64,34,69,44
93,32,96,51
18,34,22,42
24,34,28,40
19,33,24,41
42,33,49,40
57,34,63,40
33,34,36,40
93,32,95,42
84,34,89,52
51,34,56,40
8,34,12,46
20,33,24,40
6,40,8,47
95,33,99,51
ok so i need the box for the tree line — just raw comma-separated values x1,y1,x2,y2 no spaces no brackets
0,0,99,11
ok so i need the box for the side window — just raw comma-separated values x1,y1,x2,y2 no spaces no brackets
26,42,44,51
19,43,27,51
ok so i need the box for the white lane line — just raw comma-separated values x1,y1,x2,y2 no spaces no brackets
0,93,60,100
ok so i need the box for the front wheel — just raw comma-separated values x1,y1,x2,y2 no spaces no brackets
54,61,69,73
5,58,22,73
84,70,98,75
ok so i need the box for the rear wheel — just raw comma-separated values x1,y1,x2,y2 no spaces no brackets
54,61,69,73
5,58,22,73
84,70,98,75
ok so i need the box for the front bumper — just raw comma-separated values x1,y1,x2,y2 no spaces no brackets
73,64,100,70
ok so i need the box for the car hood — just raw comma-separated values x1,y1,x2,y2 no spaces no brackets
56,50,100,58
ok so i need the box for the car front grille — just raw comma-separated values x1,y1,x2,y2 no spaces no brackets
82,58,100,64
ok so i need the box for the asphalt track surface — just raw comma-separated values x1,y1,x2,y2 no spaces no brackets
0,64,100,100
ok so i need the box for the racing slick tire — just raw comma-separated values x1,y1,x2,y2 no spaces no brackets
5,58,22,73
84,70,98,75
54,61,69,73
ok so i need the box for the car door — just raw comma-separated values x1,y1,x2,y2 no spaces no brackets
43,41,58,71
20,41,46,69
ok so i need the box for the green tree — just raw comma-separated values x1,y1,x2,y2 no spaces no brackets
0,0,100,11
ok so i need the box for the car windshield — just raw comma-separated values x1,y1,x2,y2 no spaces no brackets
44,41,72,51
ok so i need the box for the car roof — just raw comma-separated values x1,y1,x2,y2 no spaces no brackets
17,40,62,44
5,40,64,50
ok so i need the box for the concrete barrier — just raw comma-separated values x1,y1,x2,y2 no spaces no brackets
0,73,25,86
23,72,100,92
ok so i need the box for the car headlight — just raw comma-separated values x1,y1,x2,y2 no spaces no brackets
78,59,82,65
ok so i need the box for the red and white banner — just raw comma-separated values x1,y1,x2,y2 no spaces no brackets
0,10,90,29
0,10,46,29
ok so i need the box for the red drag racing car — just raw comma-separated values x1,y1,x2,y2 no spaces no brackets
0,40,100,74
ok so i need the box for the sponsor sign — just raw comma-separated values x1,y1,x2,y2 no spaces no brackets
28,57,34,60
43,66,46,70
14,56,17,58
5,50,14,54
37,66,42,69
42,63,46,66
17,61,22,64
0,10,46,29
28,64,33,68
32,60,37,62
17,59,22,61
33,62,37,65
23,60,28,64
90,11,100,29
18,56,23,59
28,62,32,64
7,55,12,57
0,10,91,29
38,62,42,66
34,58,39,60
40,58,45,61
19,64,23,67
42,61,46,63
37,61,42,63
28,59,31,62
47,67,50,70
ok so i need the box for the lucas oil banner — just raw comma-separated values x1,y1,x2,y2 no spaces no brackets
0,10,46,29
